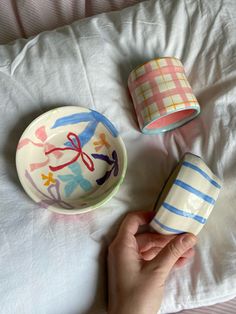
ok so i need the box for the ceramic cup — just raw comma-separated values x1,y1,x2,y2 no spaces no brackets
128,57,200,134
150,153,222,235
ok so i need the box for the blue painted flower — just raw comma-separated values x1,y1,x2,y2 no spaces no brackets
58,163,92,197
92,150,119,185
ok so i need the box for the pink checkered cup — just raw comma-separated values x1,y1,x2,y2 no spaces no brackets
128,57,200,134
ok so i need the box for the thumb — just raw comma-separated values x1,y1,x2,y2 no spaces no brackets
145,233,197,280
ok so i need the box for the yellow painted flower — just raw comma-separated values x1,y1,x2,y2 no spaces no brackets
41,172,56,186
93,133,110,152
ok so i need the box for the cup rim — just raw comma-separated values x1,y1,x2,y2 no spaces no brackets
141,105,200,134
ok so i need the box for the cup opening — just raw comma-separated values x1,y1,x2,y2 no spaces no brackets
146,108,196,130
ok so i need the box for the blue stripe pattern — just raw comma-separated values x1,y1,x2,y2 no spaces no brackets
163,202,206,224
183,161,221,189
174,179,215,205
153,218,184,234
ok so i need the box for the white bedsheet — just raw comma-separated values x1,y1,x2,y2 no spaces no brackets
0,0,142,44
0,0,236,313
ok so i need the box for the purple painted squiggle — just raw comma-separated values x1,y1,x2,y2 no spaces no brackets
25,170,74,209
91,150,119,185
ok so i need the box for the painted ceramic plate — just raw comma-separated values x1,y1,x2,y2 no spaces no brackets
16,106,127,214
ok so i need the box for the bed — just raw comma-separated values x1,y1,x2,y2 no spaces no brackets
0,1,236,313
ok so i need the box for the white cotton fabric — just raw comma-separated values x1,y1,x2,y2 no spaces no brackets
0,1,236,313
0,0,142,44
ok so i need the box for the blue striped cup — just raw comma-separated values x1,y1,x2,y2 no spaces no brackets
150,153,222,235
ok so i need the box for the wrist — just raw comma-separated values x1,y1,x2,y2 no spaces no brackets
109,302,157,314
109,307,145,314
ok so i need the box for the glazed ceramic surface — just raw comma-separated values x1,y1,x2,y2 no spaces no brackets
128,57,200,134
16,106,127,214
150,153,222,235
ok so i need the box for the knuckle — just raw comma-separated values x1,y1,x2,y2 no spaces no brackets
108,242,114,252
149,237,159,249
108,241,116,253
108,239,121,256
150,265,167,284
125,213,133,222
168,242,182,259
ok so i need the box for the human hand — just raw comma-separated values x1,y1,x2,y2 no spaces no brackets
108,211,197,314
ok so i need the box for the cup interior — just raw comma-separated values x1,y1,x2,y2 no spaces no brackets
146,109,196,130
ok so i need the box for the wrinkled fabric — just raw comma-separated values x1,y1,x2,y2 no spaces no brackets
0,1,236,313
0,0,142,44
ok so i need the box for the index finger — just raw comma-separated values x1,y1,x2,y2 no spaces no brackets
117,210,155,238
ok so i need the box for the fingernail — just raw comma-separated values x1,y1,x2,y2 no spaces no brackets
181,234,197,248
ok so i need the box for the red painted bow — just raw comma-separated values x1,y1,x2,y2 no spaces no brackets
45,132,95,172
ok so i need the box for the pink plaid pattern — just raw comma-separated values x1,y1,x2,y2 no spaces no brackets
128,57,200,132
